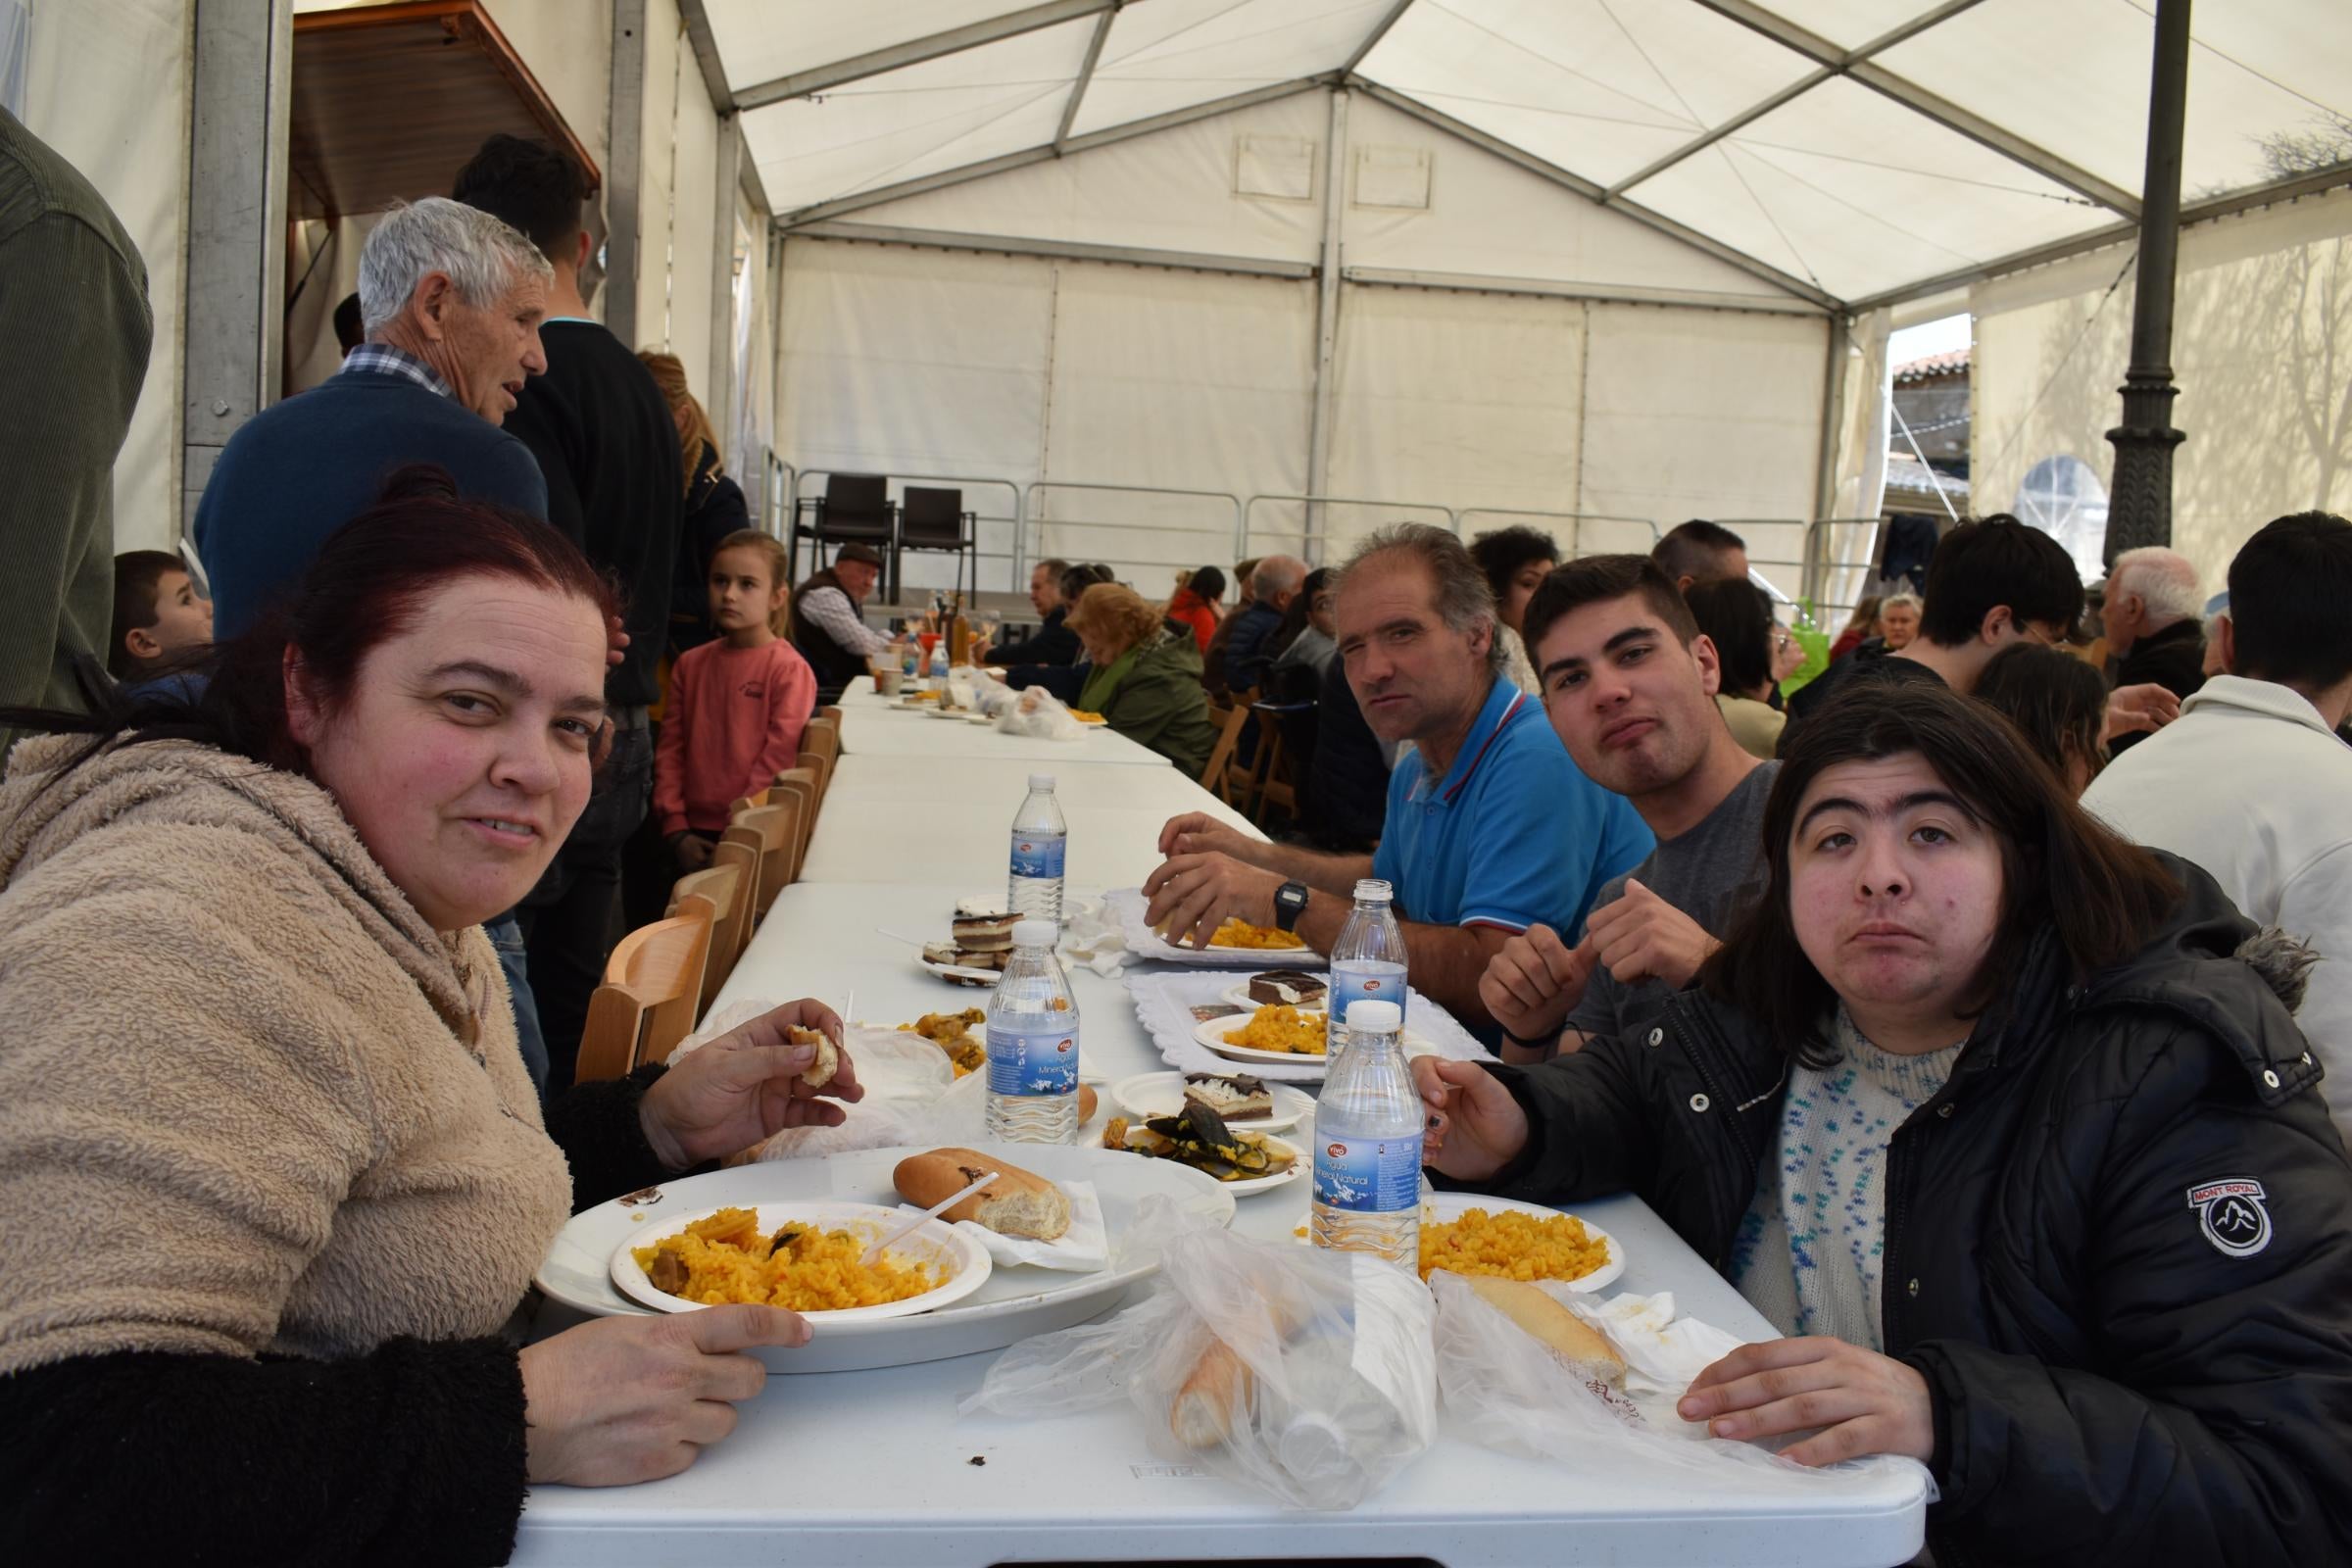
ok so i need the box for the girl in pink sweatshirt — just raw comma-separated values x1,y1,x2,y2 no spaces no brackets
655,531,818,868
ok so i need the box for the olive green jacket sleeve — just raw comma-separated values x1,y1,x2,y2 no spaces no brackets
0,109,153,739
1102,631,1219,776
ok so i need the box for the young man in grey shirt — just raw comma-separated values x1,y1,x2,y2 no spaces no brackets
1476,555,1777,1061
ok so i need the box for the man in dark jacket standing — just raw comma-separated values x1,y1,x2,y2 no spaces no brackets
1418,680,2352,1566
456,136,682,1092
0,108,150,754
976,559,1077,667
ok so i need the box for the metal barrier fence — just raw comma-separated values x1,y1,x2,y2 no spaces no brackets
1458,508,1659,558
1019,481,1246,588
1242,492,1458,565
761,454,796,543
1714,516,1886,629
795,469,1026,597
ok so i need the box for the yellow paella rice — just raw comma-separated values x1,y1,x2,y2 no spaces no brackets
1417,1206,1609,1285
1208,916,1305,950
633,1205,942,1311
1222,1004,1327,1054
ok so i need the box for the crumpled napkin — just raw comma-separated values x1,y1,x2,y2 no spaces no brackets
1557,1288,1747,1434
1058,896,1131,976
900,1178,1109,1274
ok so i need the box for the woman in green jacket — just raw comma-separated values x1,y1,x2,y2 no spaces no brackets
1068,583,1219,775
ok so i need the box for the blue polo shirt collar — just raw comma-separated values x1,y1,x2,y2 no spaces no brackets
1406,678,1526,805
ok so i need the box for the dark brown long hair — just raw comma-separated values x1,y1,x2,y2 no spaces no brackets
1700,679,2180,1065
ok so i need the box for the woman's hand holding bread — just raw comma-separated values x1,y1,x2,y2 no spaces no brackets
638,1002,863,1170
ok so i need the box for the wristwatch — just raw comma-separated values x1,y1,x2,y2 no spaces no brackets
1272,880,1310,929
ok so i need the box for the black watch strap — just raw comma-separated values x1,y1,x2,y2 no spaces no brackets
1273,880,1310,927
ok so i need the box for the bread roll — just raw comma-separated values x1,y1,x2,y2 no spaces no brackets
1169,1340,1252,1449
1460,1274,1625,1386
1078,1084,1098,1123
789,1025,839,1090
893,1149,1070,1241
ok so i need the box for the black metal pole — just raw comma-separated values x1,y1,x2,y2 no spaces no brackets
2103,0,2194,563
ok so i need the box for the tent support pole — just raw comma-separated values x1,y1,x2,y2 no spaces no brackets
2103,0,2192,561
604,0,647,349
1815,314,1849,523
710,114,744,443
181,0,292,533
1303,88,1349,562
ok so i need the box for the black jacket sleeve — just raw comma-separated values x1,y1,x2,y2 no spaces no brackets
0,1336,527,1566
1908,1018,2352,1565
0,1064,683,1565
1426,1034,1662,1204
985,618,1079,667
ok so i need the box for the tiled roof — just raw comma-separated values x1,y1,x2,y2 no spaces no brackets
1894,347,1971,383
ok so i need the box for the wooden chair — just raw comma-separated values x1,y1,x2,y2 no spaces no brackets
722,800,802,917
666,860,748,1009
818,705,845,725
710,838,761,943
771,766,820,865
1246,702,1300,827
576,909,713,1082
797,718,840,801
1198,700,1251,804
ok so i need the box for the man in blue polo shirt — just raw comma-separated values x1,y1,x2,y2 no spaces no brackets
1147,524,1651,1033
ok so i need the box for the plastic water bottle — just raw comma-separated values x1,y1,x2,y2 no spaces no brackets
1006,774,1067,926
984,918,1080,1143
1326,879,1408,1058
1310,1001,1422,1270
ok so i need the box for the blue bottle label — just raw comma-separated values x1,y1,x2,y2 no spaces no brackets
1327,962,1407,1050
1312,1134,1421,1213
987,1014,1078,1098
1009,829,1066,879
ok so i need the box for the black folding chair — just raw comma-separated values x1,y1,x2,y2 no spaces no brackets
896,486,977,601
790,473,898,588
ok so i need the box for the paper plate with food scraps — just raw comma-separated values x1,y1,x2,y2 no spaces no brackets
1413,1193,1626,1295
539,1144,1235,1374
612,1200,993,1321
1111,1070,1314,1134
1100,1102,1305,1198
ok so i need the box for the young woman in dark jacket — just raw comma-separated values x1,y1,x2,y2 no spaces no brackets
1420,680,2352,1566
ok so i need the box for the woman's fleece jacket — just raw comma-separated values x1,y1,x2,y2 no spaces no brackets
0,735,675,1564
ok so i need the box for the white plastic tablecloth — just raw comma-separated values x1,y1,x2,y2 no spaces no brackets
514,718,1931,1564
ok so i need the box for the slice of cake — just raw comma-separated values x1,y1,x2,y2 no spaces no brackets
1184,1071,1273,1121
1248,968,1328,1007
952,911,1020,954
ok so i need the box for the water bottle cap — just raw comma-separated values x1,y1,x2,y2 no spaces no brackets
1345,1000,1401,1033
1010,918,1057,948
1028,773,1056,792
1351,878,1394,904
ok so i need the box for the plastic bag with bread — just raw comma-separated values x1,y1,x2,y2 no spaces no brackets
963,1198,1436,1508
1428,1270,1876,1486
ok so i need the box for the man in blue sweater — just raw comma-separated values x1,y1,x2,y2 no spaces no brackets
193,197,553,639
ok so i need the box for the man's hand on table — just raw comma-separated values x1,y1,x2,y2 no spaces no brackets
521,1303,808,1486
1143,850,1283,954
1480,923,1596,1055
638,1000,865,1171
1413,1057,1529,1182
1679,1338,1935,1467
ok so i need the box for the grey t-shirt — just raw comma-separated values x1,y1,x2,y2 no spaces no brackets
1565,760,1778,1047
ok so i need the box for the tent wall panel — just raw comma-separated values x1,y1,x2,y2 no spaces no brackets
833,90,1329,265
23,0,190,553
1580,305,1830,599
661,9,719,393
633,0,681,348
478,0,610,176
1038,261,1315,578
1973,186,2352,596
1322,283,1587,560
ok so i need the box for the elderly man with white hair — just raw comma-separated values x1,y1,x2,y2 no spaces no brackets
2102,546,2205,753
192,196,552,640
1225,553,1308,694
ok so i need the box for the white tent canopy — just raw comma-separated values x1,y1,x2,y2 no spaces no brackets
703,0,2352,311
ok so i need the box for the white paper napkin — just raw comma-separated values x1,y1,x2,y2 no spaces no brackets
1556,1288,1750,1435
900,1178,1110,1274
1058,895,1132,976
